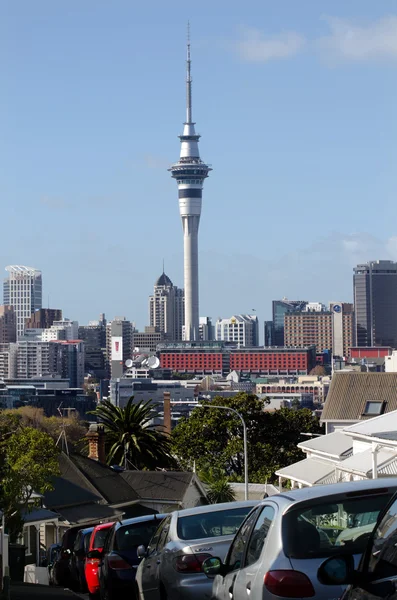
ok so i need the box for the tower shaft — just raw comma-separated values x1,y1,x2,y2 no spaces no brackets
182,216,200,340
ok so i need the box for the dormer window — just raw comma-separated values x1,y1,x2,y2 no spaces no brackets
363,401,385,416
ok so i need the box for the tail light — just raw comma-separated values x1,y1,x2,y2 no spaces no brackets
174,553,211,573
264,570,315,598
108,554,132,570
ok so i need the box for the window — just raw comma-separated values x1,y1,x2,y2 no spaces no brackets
226,508,260,572
364,401,385,416
245,506,275,566
156,516,172,552
365,495,397,579
116,519,165,552
177,506,254,541
147,518,168,557
93,528,110,550
283,492,393,559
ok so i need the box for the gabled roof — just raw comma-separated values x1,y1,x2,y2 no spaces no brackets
321,372,397,422
298,432,352,459
121,471,205,503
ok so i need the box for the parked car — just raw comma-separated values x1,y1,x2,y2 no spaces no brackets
136,500,258,600
69,526,95,592
85,522,114,599
46,543,62,585
202,479,397,600
318,489,397,599
93,514,166,600
53,525,86,587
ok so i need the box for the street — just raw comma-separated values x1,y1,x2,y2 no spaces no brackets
10,583,85,600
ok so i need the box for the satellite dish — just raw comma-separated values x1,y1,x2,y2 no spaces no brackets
133,347,140,353
147,356,160,369
125,359,133,368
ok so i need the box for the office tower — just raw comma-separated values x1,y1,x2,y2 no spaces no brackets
0,306,16,344
272,299,308,346
11,341,57,379
284,303,354,357
41,319,79,341
169,33,212,341
106,317,134,379
132,327,167,353
354,260,397,347
215,315,259,347
4,266,42,339
264,321,274,346
78,323,107,379
51,340,85,387
25,308,62,330
149,272,185,341
199,317,214,341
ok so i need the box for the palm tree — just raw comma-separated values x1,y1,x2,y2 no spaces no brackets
89,398,173,469
199,467,236,504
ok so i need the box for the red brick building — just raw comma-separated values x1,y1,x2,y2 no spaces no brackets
158,343,316,376
349,347,392,359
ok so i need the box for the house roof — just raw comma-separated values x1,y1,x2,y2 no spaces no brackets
298,432,352,459
321,372,397,422
336,447,397,477
275,458,336,486
22,508,59,525
343,410,397,439
59,503,124,526
121,471,204,503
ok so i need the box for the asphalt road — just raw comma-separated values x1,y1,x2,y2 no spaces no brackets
10,583,84,599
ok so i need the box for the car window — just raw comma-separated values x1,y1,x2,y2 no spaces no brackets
93,528,110,550
73,533,81,552
365,496,397,579
283,493,393,559
245,506,275,567
147,519,167,557
156,516,172,552
103,526,115,553
115,520,164,552
226,508,261,572
83,532,92,553
177,506,254,541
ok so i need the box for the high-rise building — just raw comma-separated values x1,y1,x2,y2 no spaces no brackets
215,315,259,347
10,341,57,379
41,319,79,342
149,273,184,341
25,308,62,330
353,260,397,347
199,317,214,341
4,266,42,339
169,33,211,341
78,323,107,379
284,303,353,357
51,340,85,388
272,299,308,346
0,306,16,344
106,317,134,379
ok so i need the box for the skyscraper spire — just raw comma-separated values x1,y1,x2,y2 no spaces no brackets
186,21,192,124
169,27,212,341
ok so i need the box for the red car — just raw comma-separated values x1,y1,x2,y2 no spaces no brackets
85,522,114,598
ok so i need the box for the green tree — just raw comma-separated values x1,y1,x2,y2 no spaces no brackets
89,398,174,469
0,414,60,541
171,394,323,483
199,467,236,504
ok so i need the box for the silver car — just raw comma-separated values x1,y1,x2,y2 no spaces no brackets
136,500,258,600
203,478,397,600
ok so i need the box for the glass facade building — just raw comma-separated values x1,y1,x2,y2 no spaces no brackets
272,300,307,346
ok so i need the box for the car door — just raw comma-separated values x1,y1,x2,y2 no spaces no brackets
231,505,276,600
212,507,261,600
140,516,172,600
344,496,397,600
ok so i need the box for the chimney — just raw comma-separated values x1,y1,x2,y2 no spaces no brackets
163,391,171,435
87,423,106,463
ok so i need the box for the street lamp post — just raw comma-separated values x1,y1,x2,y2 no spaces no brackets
170,401,249,500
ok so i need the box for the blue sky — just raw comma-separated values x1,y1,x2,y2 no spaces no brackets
2,1,397,332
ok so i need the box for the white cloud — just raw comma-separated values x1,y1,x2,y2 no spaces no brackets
317,15,397,61
235,27,306,62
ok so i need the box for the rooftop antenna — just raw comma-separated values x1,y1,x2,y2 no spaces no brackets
162,258,165,274
55,402,69,456
186,21,192,124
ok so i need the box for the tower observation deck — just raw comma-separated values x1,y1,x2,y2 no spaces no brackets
169,29,212,341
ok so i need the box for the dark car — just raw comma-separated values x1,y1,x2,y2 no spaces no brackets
93,514,166,600
69,526,94,592
318,490,397,599
53,526,85,587
46,543,62,585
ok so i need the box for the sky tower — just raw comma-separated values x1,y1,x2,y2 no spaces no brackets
169,28,212,341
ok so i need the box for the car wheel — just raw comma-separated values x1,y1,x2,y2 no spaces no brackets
160,583,168,600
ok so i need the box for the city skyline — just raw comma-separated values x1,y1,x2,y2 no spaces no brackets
2,1,397,329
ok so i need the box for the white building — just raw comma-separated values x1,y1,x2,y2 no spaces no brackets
41,319,79,342
3,266,42,339
149,273,184,341
215,314,259,347
10,341,57,379
385,351,397,372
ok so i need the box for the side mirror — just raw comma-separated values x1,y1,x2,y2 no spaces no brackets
87,550,102,560
137,545,147,559
202,557,222,578
318,555,355,585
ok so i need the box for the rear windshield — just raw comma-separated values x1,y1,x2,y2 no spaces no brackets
283,493,392,559
177,506,253,540
93,528,110,550
115,521,162,551
83,532,93,553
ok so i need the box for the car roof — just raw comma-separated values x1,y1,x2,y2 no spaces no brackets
263,477,397,507
174,500,258,518
115,513,167,529
92,521,114,532
81,526,95,535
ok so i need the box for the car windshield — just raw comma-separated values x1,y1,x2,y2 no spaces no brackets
283,493,392,559
93,528,110,549
177,507,253,540
115,521,161,551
